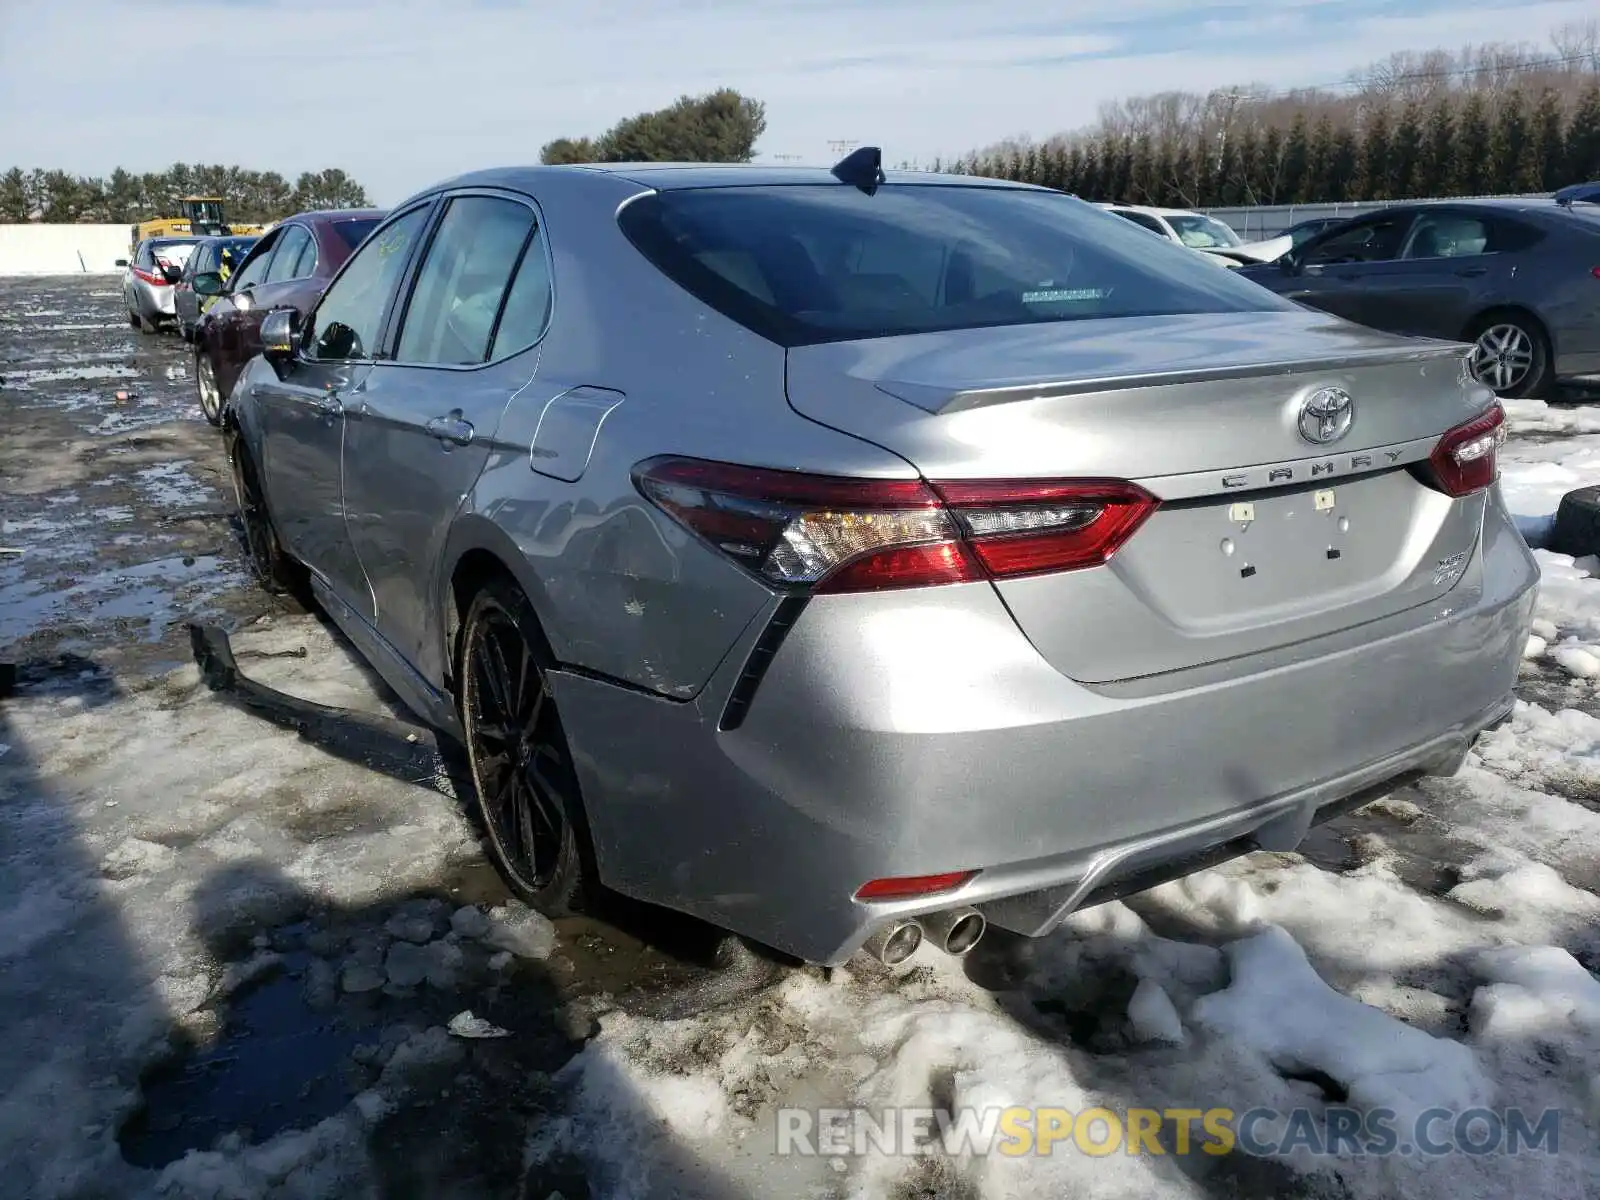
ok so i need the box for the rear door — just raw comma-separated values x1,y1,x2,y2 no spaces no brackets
254,205,433,617
1352,209,1515,338
340,191,549,679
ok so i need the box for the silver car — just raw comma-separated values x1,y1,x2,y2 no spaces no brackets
224,158,1537,967
119,237,200,333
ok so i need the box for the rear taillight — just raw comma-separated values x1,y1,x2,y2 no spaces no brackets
1423,404,1506,497
132,266,166,286
633,457,1159,594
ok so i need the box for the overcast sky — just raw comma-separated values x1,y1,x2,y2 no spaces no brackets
0,0,1592,204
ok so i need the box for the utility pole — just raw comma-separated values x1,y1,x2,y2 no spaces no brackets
1213,89,1250,175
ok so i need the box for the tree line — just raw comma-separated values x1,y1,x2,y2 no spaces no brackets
0,165,371,224
948,26,1600,206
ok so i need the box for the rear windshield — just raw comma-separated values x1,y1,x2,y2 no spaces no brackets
329,217,381,252
618,185,1291,346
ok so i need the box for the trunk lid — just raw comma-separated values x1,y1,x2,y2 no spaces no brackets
785,309,1494,683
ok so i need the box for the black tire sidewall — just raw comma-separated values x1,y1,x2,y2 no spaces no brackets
196,353,222,425
459,580,589,916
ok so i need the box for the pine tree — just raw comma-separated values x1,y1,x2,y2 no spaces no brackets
1455,92,1491,196
1149,140,1175,203
1305,115,1335,203
1214,137,1243,206
1169,142,1197,206
1078,145,1104,200
0,168,27,221
1231,125,1261,204
1255,127,1285,203
1023,144,1042,185
1127,135,1155,203
1063,146,1085,194
1487,89,1537,194
1528,88,1566,192
1389,99,1425,198
1418,95,1457,197
1279,115,1311,203
1326,127,1360,202
1356,104,1393,200
1565,80,1600,182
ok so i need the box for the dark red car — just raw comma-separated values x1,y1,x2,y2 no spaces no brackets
191,208,386,425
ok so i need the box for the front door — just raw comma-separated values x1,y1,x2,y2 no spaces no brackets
1286,212,1414,326
256,205,434,620
341,192,552,682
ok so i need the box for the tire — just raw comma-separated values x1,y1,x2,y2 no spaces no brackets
1549,485,1600,558
136,310,158,335
226,431,308,598
458,577,592,916
128,310,140,330
195,351,224,427
1465,312,1552,400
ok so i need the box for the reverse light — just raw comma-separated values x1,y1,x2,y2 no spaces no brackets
1424,403,1507,497
855,871,977,902
633,457,1159,595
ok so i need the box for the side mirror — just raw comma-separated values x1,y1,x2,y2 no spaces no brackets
1278,251,1303,275
261,308,300,363
115,258,129,268
192,272,225,296
160,264,183,284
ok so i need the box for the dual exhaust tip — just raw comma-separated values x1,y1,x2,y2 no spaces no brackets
862,907,986,966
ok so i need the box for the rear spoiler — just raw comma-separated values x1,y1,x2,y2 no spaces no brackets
1554,182,1600,207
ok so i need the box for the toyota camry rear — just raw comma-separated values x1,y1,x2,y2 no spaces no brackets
263,162,1536,969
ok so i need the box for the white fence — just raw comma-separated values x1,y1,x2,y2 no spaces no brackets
0,224,131,276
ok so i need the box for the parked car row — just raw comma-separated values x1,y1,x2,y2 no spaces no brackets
1237,197,1600,399
205,152,1535,967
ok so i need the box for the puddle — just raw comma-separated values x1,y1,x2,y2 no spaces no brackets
0,553,248,645
2,363,137,385
119,941,382,1169
135,461,213,508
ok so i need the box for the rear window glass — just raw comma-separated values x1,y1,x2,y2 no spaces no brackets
330,218,381,252
618,185,1292,346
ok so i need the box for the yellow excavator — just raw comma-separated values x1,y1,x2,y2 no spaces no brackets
129,196,267,253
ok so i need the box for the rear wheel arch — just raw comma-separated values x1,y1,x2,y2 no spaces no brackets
1460,303,1549,347
440,527,560,697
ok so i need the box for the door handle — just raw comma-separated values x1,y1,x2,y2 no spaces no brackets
1455,266,1488,277
426,411,475,446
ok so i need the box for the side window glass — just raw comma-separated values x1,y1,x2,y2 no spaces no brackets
264,227,310,283
230,236,277,292
306,206,430,362
1404,215,1490,260
289,233,318,278
395,196,535,365
490,225,554,358
1305,218,1407,265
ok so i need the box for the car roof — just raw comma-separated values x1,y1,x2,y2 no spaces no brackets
1098,203,1218,218
405,163,1039,200
275,207,388,228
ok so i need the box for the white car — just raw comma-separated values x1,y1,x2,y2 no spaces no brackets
1095,204,1249,265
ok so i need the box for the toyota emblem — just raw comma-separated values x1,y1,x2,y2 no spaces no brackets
1298,387,1354,445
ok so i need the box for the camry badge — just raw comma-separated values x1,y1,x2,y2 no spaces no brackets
1298,387,1355,446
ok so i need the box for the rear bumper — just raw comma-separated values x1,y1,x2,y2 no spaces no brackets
550,498,1538,965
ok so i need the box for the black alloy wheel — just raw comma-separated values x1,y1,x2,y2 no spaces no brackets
459,579,588,914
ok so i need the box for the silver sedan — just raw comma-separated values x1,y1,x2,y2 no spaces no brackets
225,156,1537,967
120,236,200,333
